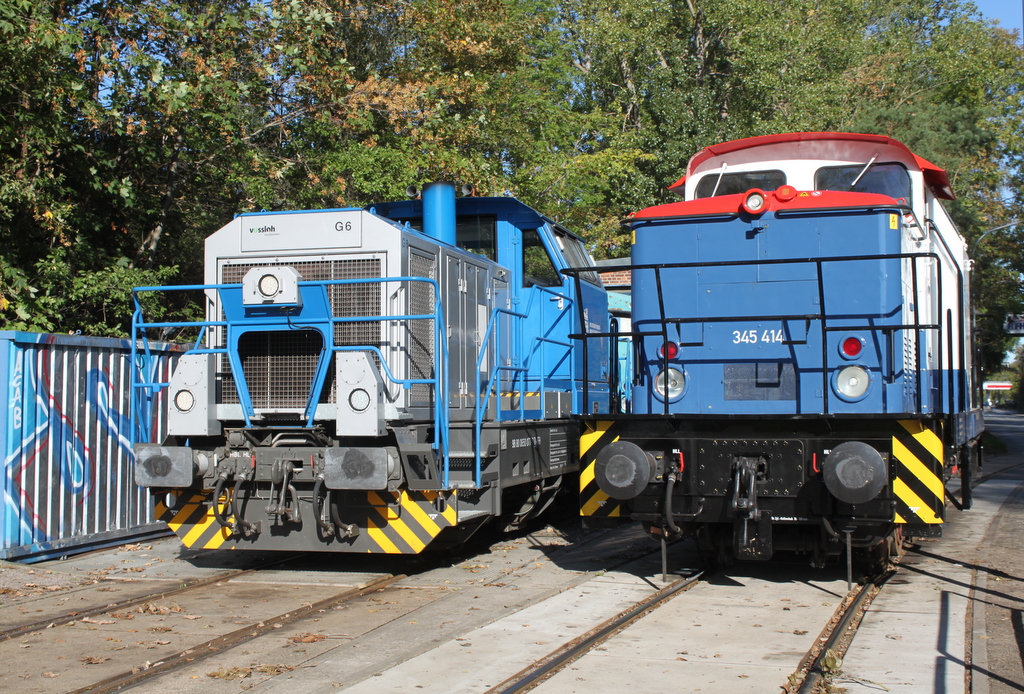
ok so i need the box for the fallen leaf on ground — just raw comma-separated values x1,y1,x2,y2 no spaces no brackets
290,633,326,643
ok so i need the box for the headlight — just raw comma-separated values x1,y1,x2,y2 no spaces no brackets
257,273,281,297
742,188,767,215
348,388,371,412
173,389,195,412
654,367,685,400
835,365,870,400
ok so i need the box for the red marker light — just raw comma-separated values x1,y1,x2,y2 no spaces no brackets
659,342,680,359
841,336,863,358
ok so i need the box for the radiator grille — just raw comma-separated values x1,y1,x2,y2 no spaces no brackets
238,330,323,409
218,258,382,408
409,252,436,406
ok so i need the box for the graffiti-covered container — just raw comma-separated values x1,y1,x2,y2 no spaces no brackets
0,332,182,562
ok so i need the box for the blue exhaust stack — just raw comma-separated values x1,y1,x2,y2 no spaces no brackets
423,182,456,247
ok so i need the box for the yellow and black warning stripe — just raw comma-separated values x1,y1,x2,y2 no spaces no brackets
156,488,459,554
892,420,945,525
156,492,233,550
579,420,623,518
364,490,458,554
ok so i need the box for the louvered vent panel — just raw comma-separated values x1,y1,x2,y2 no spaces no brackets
409,252,437,406
217,259,381,408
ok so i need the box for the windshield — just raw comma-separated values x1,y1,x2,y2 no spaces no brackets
556,230,601,285
694,170,786,198
815,163,911,201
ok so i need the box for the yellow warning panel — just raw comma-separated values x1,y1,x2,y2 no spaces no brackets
579,421,623,518
893,421,945,525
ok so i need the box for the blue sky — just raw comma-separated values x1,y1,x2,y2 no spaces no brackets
974,0,1023,36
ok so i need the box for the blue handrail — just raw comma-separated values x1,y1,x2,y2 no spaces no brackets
471,285,576,486
130,276,451,481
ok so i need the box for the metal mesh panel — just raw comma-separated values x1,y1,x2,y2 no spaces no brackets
238,330,323,409
409,252,436,405
328,258,381,348
217,258,382,407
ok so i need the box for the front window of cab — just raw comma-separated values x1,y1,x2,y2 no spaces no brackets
815,163,911,201
522,228,560,287
695,170,786,198
555,228,601,285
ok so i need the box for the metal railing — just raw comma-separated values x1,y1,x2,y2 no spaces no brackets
568,250,956,417
471,284,576,486
130,276,452,478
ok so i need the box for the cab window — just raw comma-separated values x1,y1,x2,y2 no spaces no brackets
456,214,496,261
522,228,560,287
815,163,911,200
556,229,601,285
695,170,786,198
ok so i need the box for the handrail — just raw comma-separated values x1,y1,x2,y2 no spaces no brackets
474,306,528,486
468,284,576,487
130,275,451,483
566,249,947,417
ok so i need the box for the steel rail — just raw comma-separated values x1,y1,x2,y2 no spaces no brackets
487,572,703,694
67,573,402,694
795,567,896,694
0,553,304,642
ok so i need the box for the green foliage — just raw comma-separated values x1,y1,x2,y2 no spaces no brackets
0,0,1020,351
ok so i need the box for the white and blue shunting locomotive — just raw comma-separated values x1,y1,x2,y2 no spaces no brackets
131,183,609,553
573,133,983,565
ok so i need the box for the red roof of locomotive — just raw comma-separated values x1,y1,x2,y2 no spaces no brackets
668,132,954,201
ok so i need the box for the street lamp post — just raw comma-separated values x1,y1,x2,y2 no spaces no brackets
971,220,1021,257
970,220,1021,407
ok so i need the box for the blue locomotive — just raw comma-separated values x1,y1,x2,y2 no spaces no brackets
572,133,983,565
131,183,609,553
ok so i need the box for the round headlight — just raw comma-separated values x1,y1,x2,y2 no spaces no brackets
654,367,685,400
174,389,195,412
348,388,371,412
742,188,767,215
257,273,280,297
835,365,870,400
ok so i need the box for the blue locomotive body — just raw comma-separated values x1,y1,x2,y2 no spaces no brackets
576,134,983,564
131,184,609,553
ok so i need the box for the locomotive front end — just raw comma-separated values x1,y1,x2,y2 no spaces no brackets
579,135,983,567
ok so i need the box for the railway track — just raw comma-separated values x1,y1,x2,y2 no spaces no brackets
3,522,667,693
0,554,303,642
487,572,704,694
471,557,899,694
66,574,402,694
789,566,895,693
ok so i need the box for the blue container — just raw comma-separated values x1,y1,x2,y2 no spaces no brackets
0,332,182,562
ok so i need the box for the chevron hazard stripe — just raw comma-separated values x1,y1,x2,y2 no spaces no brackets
893,420,945,524
365,490,458,554
579,420,622,518
156,488,459,553
156,491,233,550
